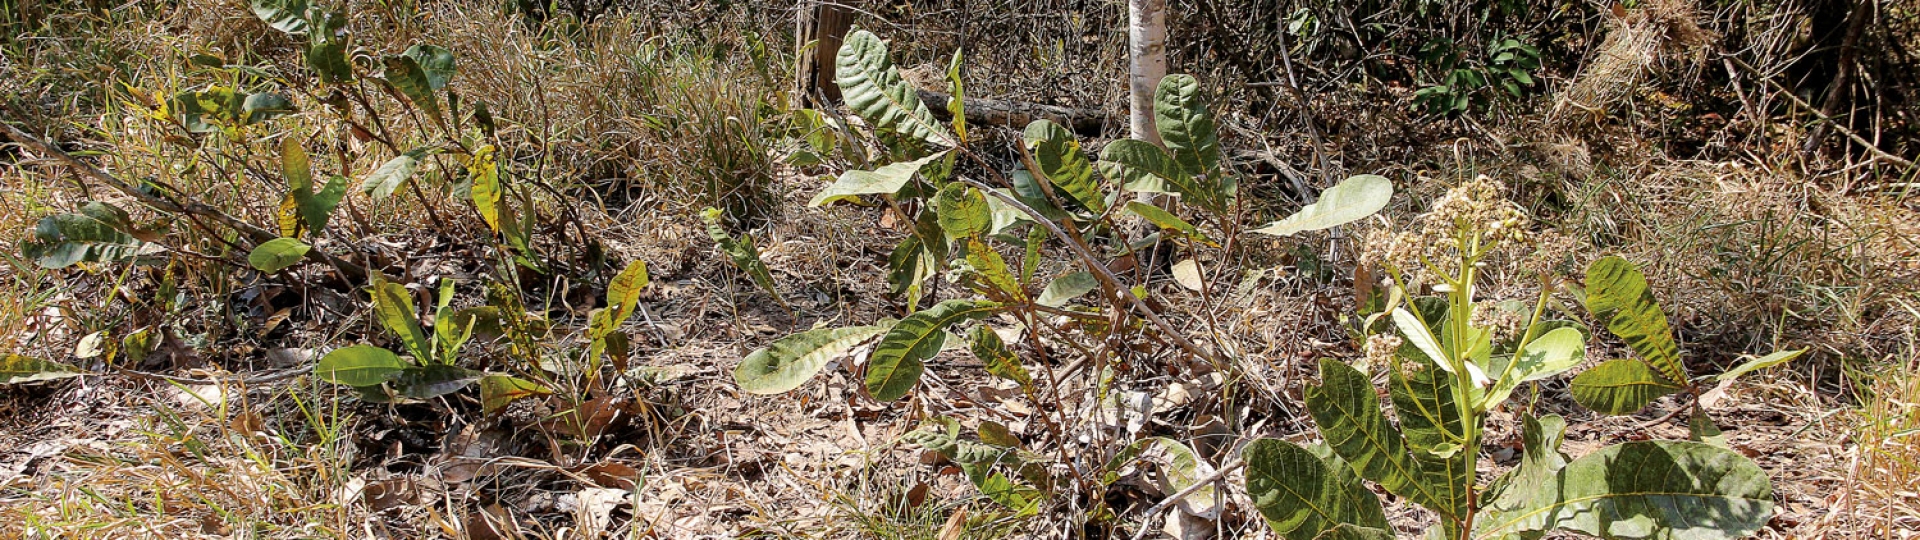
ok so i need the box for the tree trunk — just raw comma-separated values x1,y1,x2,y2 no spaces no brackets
1128,0,1168,145
793,1,855,108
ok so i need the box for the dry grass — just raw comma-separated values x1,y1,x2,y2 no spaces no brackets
1,0,1917,538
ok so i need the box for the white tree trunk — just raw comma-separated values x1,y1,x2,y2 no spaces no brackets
1128,0,1167,145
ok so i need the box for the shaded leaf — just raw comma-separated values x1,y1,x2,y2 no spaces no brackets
391,364,480,399
305,8,353,83
1023,120,1102,213
249,0,309,34
479,374,550,414
969,326,1030,388
22,202,148,269
1570,358,1683,415
1472,440,1773,540
1243,438,1389,540
402,44,456,90
866,300,1000,401
1036,271,1098,307
382,55,441,120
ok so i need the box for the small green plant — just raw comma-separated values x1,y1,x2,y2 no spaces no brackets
732,29,1390,519
1244,177,1782,540
1414,36,1542,114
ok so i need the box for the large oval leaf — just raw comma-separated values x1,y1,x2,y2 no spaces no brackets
834,30,951,147
1473,440,1773,540
1570,358,1683,415
1153,74,1220,177
734,324,889,395
315,345,407,387
1250,175,1393,237
1243,438,1389,540
248,237,311,273
935,184,991,240
808,151,948,207
402,44,456,91
1585,256,1688,385
1485,326,1587,406
865,300,1001,401
1023,120,1103,214
382,55,441,120
22,202,148,269
1307,358,1456,518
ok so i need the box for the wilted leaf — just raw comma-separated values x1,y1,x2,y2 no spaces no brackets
1172,259,1205,292
734,324,889,394
361,148,427,200
0,354,84,384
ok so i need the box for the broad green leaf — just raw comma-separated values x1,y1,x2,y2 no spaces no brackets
1023,120,1102,214
866,300,1001,401
402,44,456,90
1570,358,1683,415
1249,175,1393,237
1243,438,1389,540
1715,348,1805,382
241,92,295,124
306,8,353,83
1317,525,1397,540
1486,326,1585,406
701,208,786,310
22,202,148,269
247,237,310,273
1036,271,1098,307
834,30,951,147
391,364,480,399
0,354,84,384
249,0,309,34
382,55,441,120
1097,139,1196,201
1307,358,1457,518
935,184,991,240
1124,201,1211,244
369,279,430,361
1473,440,1773,540
282,137,340,237
1389,346,1468,458
969,326,1030,388
1689,403,1728,446
808,151,948,207
479,374,550,414
734,324,888,394
361,148,427,200
1153,74,1220,177
1585,256,1688,385
315,345,406,387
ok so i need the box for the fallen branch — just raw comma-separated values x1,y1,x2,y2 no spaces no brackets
918,90,1114,135
0,117,381,281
